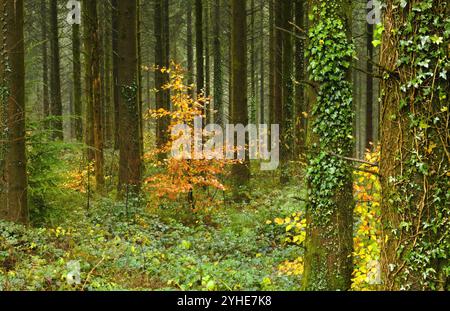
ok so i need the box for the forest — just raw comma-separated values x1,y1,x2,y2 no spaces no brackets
0,0,448,292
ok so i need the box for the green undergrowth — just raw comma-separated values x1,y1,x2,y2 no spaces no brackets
0,153,306,290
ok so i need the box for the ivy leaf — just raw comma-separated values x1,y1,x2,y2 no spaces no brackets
431,35,443,45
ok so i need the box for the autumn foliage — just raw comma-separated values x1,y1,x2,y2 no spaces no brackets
144,63,229,209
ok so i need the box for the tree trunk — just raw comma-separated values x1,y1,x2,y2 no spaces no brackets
195,0,204,95
0,0,28,223
230,0,250,201
103,1,113,146
112,0,120,150
294,0,306,156
49,0,63,140
41,0,50,125
379,0,450,291
269,0,275,130
366,6,374,148
259,0,265,125
302,0,354,291
72,21,82,141
82,0,104,191
204,0,211,122
280,0,294,184
154,0,170,158
117,0,142,193
212,0,223,126
186,0,194,97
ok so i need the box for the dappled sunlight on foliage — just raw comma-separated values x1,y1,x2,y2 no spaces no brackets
351,147,381,290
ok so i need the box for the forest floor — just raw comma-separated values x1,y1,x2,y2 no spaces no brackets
0,148,306,291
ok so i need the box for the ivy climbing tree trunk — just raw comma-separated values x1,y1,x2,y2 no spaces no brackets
230,0,250,201
117,0,142,193
303,1,355,291
0,0,28,223
379,0,450,291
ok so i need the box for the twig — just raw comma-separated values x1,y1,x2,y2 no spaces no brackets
329,152,379,167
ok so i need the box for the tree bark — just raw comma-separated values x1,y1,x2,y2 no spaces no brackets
72,21,82,141
195,0,204,95
117,0,142,193
0,0,28,223
41,0,50,126
82,0,104,191
280,0,294,184
112,0,120,150
49,0,63,140
212,0,223,126
230,0,250,201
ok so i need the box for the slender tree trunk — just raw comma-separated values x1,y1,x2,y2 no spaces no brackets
137,0,143,156
259,0,265,125
186,0,194,96
195,0,204,95
49,0,63,140
0,0,28,223
273,0,283,159
41,0,50,125
204,1,211,122
213,0,223,126
230,0,250,201
103,1,113,146
250,0,256,124
294,0,306,156
269,0,275,129
366,7,374,147
112,0,120,150
117,0,142,193
280,0,294,184
72,21,82,141
82,0,104,191
155,0,170,158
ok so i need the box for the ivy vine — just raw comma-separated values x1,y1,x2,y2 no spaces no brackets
306,3,355,222
381,0,450,290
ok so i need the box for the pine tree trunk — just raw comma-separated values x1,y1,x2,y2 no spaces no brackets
72,21,82,141
154,0,170,159
117,0,142,193
0,0,28,223
204,1,211,122
112,0,120,150
212,0,223,126
186,0,194,97
259,0,265,125
195,0,204,95
230,0,250,201
269,0,275,131
82,0,104,191
294,0,306,156
41,0,50,125
49,0,63,140
280,0,294,184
